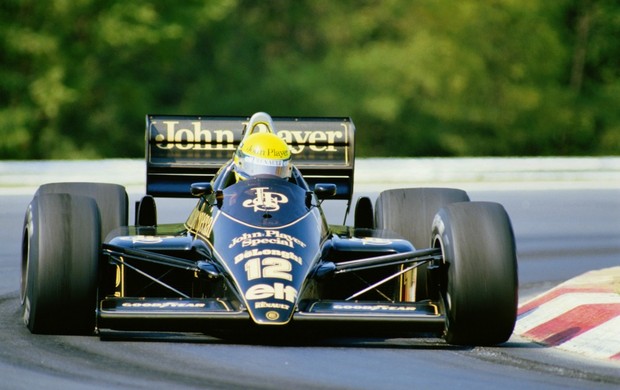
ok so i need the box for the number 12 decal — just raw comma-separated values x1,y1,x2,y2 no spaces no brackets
244,257,293,281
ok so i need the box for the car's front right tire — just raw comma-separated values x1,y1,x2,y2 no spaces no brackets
21,193,101,334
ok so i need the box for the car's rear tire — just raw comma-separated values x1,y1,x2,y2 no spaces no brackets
21,193,101,334
35,182,128,240
374,188,470,301
432,202,518,345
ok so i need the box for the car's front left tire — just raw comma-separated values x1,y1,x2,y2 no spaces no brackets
432,201,518,345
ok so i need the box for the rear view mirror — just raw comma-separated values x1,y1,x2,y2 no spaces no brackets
314,183,337,199
190,182,214,197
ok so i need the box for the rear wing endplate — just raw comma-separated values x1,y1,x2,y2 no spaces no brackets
146,115,355,200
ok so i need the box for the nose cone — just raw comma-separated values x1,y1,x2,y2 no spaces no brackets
210,179,325,326
230,244,310,326
224,234,317,326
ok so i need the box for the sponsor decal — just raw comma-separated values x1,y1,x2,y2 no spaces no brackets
244,151,289,161
151,119,345,154
333,304,418,312
242,187,288,212
229,230,306,249
121,302,207,308
277,129,344,154
245,282,298,304
186,208,214,238
154,121,235,151
118,235,165,244
234,249,302,265
255,302,291,310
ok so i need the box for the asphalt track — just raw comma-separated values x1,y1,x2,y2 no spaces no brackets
1,161,620,389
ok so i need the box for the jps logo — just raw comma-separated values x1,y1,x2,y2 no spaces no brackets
243,187,288,212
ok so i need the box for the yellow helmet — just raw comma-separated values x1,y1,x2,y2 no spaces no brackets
233,132,292,180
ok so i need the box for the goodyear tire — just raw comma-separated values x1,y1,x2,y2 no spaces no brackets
21,193,101,334
432,202,518,345
374,188,470,301
35,182,128,240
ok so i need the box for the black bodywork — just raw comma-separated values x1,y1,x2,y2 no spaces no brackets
98,115,444,336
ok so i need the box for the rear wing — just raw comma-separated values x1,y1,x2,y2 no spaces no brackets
146,115,355,200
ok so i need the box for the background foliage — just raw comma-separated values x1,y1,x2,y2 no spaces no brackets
1,0,619,159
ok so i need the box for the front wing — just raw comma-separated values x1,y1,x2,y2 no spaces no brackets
98,297,445,335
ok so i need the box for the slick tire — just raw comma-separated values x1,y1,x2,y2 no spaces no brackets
374,188,470,301
21,193,101,334
432,202,518,346
35,182,128,240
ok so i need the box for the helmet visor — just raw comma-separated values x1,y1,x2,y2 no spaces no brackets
237,155,291,179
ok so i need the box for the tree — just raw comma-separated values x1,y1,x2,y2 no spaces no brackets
0,0,618,159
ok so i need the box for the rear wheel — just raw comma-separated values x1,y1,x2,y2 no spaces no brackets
432,202,518,345
374,188,469,301
35,182,128,240
21,193,101,334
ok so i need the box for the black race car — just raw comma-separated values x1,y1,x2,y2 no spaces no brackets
21,112,517,345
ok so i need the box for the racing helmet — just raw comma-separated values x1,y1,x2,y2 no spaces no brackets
233,132,292,180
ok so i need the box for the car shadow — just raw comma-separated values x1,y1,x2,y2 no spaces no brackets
98,329,542,352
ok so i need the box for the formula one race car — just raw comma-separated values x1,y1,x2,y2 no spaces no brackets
21,112,518,345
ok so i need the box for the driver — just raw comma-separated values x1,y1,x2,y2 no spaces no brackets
232,131,292,182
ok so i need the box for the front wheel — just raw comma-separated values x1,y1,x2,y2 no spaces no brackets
432,202,518,345
21,193,101,334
